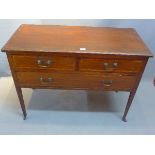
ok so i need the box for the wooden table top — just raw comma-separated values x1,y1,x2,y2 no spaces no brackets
1,24,153,57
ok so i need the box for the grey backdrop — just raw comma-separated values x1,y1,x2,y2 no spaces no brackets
0,19,154,80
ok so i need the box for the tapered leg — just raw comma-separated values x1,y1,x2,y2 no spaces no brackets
7,54,27,120
15,85,27,120
122,91,136,122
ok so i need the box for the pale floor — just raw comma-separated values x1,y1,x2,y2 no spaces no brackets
0,76,155,134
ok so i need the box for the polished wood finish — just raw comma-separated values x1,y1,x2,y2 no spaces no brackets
2,24,152,57
1,24,153,121
79,58,144,73
16,71,136,91
12,55,75,71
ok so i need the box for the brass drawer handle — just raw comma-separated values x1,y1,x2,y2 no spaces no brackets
103,80,113,87
103,62,118,70
103,62,109,70
112,62,118,68
40,77,52,83
37,59,52,67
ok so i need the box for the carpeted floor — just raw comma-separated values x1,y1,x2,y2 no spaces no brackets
0,76,155,134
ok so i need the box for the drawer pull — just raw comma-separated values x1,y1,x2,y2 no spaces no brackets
103,80,113,87
37,60,52,67
103,62,109,69
112,62,118,68
103,62,118,70
40,77,52,83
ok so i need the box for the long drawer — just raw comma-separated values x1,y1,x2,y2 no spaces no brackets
79,58,144,73
16,72,137,91
11,55,76,71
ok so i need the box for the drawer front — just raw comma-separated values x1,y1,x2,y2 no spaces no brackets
12,55,75,71
79,58,144,73
16,72,136,91
100,74,136,91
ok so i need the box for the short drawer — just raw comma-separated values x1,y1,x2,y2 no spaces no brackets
11,55,75,71
16,72,136,91
79,58,144,73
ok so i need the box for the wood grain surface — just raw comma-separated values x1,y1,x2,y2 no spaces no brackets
1,24,153,121
16,71,136,91
12,55,75,71
2,24,153,57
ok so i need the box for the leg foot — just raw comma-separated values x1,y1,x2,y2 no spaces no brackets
23,113,27,120
122,117,127,122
